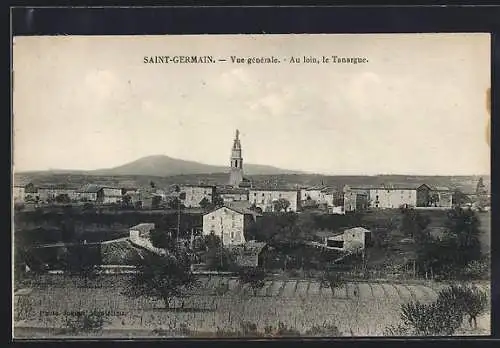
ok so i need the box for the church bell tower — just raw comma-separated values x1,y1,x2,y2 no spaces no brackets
229,129,244,187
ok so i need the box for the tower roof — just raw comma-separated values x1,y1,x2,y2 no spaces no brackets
232,129,241,150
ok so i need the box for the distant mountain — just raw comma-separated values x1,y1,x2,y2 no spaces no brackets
36,155,304,177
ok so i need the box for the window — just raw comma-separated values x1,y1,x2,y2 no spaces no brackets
212,216,215,220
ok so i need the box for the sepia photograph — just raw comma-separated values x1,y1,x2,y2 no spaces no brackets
12,33,491,338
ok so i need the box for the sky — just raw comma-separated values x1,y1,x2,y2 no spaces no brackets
13,34,490,175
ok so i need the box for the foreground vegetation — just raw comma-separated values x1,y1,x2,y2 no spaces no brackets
14,273,490,337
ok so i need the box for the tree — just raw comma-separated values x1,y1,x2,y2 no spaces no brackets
436,284,488,329
391,284,489,336
444,207,482,268
213,195,224,208
55,194,71,204
61,218,77,243
400,208,430,239
199,197,212,211
149,229,176,250
273,198,291,212
475,177,489,209
61,243,100,285
476,177,487,196
427,193,440,207
201,233,235,271
205,232,222,249
151,195,162,209
399,300,463,336
150,181,156,189
452,189,471,206
238,268,266,295
204,247,235,271
124,251,198,309
121,194,132,208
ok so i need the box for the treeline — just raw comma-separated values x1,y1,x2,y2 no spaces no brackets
15,210,203,243
399,207,487,279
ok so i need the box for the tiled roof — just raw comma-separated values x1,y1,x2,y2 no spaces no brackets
77,184,102,193
229,241,268,258
218,188,249,194
205,203,262,217
250,188,299,192
314,230,343,239
130,223,155,234
349,183,430,190
38,185,79,190
344,227,371,234
181,184,216,189
433,186,451,191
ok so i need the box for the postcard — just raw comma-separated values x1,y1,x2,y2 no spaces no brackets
12,33,491,338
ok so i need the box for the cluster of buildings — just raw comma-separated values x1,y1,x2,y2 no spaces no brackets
15,130,486,255
13,130,462,214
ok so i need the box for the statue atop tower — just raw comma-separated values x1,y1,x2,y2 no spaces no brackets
229,129,244,187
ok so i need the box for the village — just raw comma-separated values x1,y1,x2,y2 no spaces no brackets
13,130,491,337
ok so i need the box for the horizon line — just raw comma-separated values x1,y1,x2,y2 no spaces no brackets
13,168,491,178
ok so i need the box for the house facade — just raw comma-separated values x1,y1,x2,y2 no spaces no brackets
430,186,453,208
202,206,258,245
13,185,25,203
99,187,123,204
349,184,432,209
180,185,216,208
343,186,369,212
129,223,156,240
369,187,418,209
37,186,79,202
248,189,301,212
77,185,101,202
327,227,371,252
228,241,268,268
77,185,122,204
218,187,249,203
300,187,325,202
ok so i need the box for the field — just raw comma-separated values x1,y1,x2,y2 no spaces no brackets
14,274,490,337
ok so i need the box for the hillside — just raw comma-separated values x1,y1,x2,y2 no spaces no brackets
17,155,304,178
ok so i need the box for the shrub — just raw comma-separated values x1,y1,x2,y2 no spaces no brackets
320,271,345,291
63,309,109,334
461,260,490,280
304,321,342,337
239,321,260,336
390,284,489,336
152,323,192,337
436,284,489,329
275,322,301,336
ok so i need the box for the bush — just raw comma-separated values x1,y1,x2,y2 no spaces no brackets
152,323,192,337
389,284,489,336
63,309,109,334
461,259,490,280
320,271,344,290
304,321,342,337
